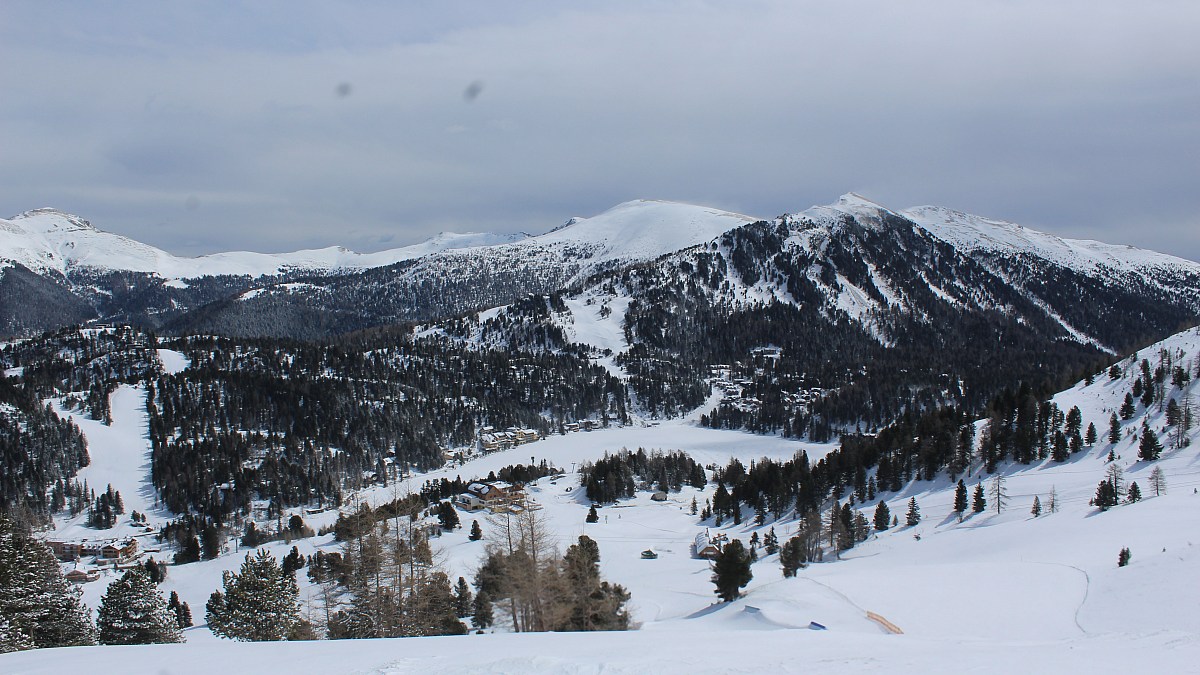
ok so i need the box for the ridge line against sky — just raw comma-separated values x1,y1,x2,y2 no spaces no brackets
1,1,1198,261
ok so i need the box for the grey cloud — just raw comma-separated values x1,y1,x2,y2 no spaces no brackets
0,1,1197,261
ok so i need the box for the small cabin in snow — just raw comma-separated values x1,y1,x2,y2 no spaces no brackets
694,532,721,559
65,569,100,584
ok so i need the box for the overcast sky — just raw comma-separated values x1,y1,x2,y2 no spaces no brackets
2,1,1198,261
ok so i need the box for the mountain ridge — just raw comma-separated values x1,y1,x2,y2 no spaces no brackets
2,195,1198,340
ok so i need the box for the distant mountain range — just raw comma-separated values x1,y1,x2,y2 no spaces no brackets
1,196,1197,342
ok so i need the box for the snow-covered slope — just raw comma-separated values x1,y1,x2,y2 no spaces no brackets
0,208,526,279
903,203,1200,276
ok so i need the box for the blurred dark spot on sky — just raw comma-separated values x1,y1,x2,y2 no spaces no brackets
463,80,484,102
336,82,353,98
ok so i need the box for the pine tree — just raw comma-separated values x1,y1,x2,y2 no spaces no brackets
167,591,194,629
471,590,494,629
0,517,95,649
1166,398,1181,427
711,539,752,601
1094,479,1118,511
972,483,986,513
206,549,300,641
0,615,35,654
1031,496,1041,517
562,535,630,631
1085,422,1097,446
586,505,599,523
453,577,473,618
1108,413,1122,444
1120,393,1136,420
1126,482,1142,503
178,601,193,629
1138,422,1162,461
953,480,968,514
873,501,891,531
905,498,920,526
468,520,483,541
1048,485,1059,513
97,568,183,645
1117,547,1131,567
437,501,460,531
763,527,779,555
690,496,698,515
281,546,305,577
779,535,806,578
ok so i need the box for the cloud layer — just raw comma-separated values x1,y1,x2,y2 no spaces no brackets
2,1,1198,260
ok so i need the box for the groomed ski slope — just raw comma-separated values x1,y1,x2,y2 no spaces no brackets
8,330,1200,673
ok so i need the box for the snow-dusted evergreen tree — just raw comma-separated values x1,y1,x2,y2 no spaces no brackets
1126,482,1142,503
953,479,968,514
1094,479,1119,511
97,568,183,645
972,483,986,513
873,501,891,531
561,535,630,631
453,576,473,618
471,591,493,629
779,535,806,578
711,539,752,601
0,615,35,654
1138,421,1163,461
0,516,95,649
1031,496,1041,517
167,591,193,629
1120,393,1136,420
905,498,920,526
206,549,300,641
763,527,779,555
1108,413,1122,444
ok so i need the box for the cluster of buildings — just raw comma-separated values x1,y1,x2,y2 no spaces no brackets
48,537,140,563
454,481,527,513
478,419,601,454
708,362,824,413
479,427,541,453
47,537,143,583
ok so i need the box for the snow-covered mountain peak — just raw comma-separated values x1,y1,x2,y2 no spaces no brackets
12,208,99,233
834,192,889,212
791,192,903,235
534,199,758,274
